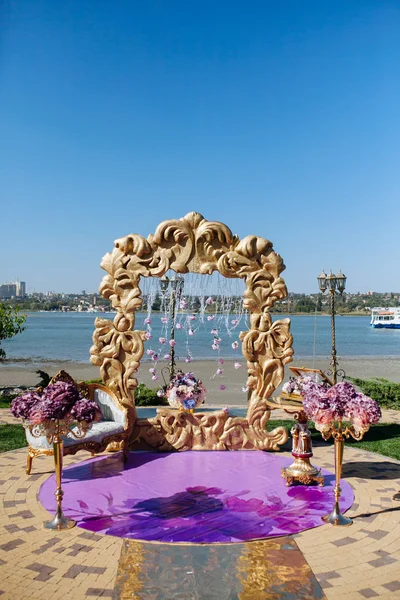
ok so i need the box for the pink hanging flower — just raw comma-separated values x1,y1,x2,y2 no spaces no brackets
212,343,220,351
206,297,214,305
219,385,227,391
211,328,219,335
218,358,225,365
207,315,215,321
231,319,239,326
144,317,152,325
179,299,188,309
145,332,152,340
146,349,154,356
231,341,239,350
176,323,182,329
152,375,159,381
188,329,194,336
151,354,159,361
161,317,168,324
185,356,192,363
242,386,249,393
234,362,242,369
169,339,176,347
189,315,196,321
149,367,156,374
157,389,164,397
163,354,172,361
222,406,229,414
159,337,167,344
216,368,223,375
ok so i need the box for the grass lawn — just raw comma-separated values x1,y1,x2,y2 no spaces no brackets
0,419,399,459
0,424,28,453
0,397,13,409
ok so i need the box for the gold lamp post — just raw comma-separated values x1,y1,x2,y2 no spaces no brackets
160,275,184,381
317,269,347,384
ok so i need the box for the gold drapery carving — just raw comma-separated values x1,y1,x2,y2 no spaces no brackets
91,212,293,451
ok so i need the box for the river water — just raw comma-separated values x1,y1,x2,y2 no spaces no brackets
2,312,399,363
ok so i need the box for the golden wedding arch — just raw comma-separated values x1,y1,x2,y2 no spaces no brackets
90,212,293,451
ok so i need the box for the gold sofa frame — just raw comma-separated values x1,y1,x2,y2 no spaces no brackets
26,371,134,474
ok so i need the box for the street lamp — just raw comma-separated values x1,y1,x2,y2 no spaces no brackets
317,269,347,384
160,275,184,381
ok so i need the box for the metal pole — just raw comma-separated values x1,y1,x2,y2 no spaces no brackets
330,290,338,384
169,286,176,380
44,424,75,530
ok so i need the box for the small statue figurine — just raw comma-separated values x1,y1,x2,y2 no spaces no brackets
282,411,324,486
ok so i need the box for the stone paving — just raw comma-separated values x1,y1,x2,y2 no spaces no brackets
0,412,399,599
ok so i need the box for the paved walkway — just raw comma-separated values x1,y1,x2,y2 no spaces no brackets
0,441,399,599
1,408,400,598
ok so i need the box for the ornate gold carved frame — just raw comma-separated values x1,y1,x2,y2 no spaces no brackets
90,212,293,451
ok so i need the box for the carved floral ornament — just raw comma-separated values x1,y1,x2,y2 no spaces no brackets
90,212,294,451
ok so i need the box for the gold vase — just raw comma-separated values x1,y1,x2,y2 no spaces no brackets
44,433,76,530
322,434,352,526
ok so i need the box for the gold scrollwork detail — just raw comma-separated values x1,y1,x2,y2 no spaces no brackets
91,212,293,451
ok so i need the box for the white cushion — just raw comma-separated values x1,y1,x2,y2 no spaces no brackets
26,421,125,450
94,389,126,425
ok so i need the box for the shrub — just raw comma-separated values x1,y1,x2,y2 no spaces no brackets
135,383,167,407
349,377,400,410
36,370,51,388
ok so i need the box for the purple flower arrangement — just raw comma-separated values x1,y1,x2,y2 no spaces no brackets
163,371,207,411
11,382,102,426
299,379,381,435
282,375,316,396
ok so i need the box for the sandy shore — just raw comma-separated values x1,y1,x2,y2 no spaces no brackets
1,356,399,405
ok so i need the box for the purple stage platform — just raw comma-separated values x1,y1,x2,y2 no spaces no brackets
39,452,353,543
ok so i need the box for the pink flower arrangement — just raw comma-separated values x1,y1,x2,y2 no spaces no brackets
300,380,381,435
162,371,206,410
10,382,102,425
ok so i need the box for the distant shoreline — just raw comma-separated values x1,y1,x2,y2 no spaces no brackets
11,309,371,317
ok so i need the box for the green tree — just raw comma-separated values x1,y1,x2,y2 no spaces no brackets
0,303,26,359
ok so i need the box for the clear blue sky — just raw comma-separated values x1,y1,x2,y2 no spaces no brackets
1,1,399,294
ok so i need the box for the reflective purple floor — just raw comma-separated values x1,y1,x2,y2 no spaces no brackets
39,452,353,543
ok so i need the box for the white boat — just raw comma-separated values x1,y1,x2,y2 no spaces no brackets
370,307,400,329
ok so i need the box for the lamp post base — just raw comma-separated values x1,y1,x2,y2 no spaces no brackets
44,507,76,530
